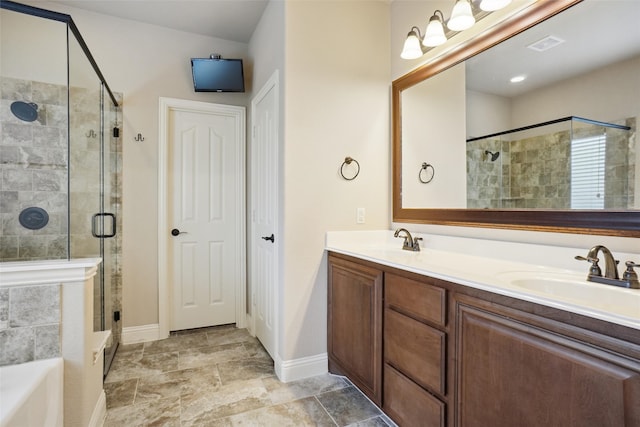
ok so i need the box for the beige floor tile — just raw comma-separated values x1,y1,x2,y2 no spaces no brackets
104,326,390,426
104,378,138,409
263,373,349,405
205,327,255,347
104,396,180,427
135,365,222,403
143,331,210,355
217,358,275,384
180,378,271,426
178,342,248,370
316,386,383,426
106,350,179,383
221,396,337,426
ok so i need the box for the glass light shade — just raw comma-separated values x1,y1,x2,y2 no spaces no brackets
448,0,475,31
423,14,447,47
400,30,423,59
479,0,511,11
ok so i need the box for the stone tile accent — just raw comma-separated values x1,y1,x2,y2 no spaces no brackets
0,283,61,366
34,324,61,359
9,284,60,327
0,289,9,330
0,327,34,365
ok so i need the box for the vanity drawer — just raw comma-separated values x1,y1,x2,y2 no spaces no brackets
385,273,446,327
384,307,446,395
383,364,445,427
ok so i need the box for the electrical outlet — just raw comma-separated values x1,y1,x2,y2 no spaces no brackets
357,207,365,224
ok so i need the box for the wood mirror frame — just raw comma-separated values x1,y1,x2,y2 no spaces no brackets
392,0,640,237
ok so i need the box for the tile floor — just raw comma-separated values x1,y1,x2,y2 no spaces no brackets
104,324,392,426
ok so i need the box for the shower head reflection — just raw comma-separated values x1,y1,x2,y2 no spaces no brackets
484,150,500,161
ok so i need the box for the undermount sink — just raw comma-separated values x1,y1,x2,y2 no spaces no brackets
497,271,640,320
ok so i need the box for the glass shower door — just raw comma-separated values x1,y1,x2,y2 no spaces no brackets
101,94,121,375
68,31,120,376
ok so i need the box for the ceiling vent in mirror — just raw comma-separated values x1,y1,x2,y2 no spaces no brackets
527,35,565,52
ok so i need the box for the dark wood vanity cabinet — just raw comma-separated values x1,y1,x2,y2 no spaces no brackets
453,294,640,427
383,273,448,427
327,252,640,427
327,254,383,405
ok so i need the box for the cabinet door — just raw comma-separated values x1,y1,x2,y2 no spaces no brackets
455,299,640,427
328,255,383,405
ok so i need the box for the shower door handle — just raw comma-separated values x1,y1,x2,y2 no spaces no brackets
92,213,116,238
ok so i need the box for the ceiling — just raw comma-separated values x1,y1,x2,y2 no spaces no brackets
54,0,269,43
466,0,640,97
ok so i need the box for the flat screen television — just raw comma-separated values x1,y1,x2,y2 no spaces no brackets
191,58,245,92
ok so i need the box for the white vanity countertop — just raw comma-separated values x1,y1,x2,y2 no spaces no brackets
326,230,640,331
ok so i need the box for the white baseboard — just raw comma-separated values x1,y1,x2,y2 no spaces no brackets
88,390,106,427
122,323,161,344
275,353,328,383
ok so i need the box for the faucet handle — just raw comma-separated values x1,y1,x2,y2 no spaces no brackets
413,237,423,251
575,255,602,277
623,261,640,289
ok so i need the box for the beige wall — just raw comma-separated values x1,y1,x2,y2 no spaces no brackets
282,0,390,360
402,63,466,208
0,9,66,84
511,55,640,126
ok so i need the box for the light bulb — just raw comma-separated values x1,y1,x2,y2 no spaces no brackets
423,11,447,47
401,28,424,59
448,0,475,32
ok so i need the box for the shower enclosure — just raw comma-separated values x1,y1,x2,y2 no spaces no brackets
466,116,634,210
0,1,122,376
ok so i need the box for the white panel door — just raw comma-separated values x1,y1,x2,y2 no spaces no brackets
169,108,239,331
251,72,279,358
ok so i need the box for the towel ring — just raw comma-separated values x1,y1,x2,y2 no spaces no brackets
419,162,435,184
340,157,360,181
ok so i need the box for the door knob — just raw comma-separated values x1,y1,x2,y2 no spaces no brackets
261,234,275,243
171,228,186,236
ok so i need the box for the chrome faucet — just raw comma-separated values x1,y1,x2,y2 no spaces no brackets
394,228,422,252
575,245,639,289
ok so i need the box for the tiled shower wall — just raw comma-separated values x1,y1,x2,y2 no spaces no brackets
0,76,69,260
0,284,61,366
466,137,508,208
467,118,636,209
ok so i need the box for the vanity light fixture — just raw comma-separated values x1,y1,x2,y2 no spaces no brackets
448,0,475,32
400,26,425,60
479,0,512,12
401,0,513,59
423,10,447,47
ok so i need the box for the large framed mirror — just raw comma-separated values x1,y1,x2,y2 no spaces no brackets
392,0,640,237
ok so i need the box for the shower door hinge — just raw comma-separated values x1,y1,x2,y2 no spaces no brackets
113,311,121,322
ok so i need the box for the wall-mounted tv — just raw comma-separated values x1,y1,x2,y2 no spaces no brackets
191,58,245,92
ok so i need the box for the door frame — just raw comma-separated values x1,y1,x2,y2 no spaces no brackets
158,97,246,339
249,71,280,356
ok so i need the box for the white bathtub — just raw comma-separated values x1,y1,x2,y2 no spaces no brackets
0,358,63,427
